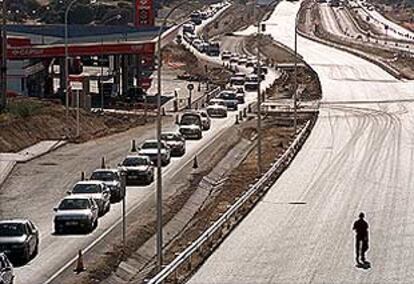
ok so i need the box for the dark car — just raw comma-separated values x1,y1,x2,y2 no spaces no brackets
161,132,186,157
121,155,154,185
217,90,239,110
0,220,39,263
235,87,245,104
90,169,125,203
0,253,14,284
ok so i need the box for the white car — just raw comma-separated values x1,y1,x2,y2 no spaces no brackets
179,111,204,140
121,155,154,185
207,99,228,118
54,196,99,234
69,181,111,216
139,140,171,166
198,110,211,130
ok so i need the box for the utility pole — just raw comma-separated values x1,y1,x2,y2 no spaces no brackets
0,0,7,112
255,2,263,175
294,13,298,134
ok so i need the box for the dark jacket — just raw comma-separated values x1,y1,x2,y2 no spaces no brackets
353,219,369,239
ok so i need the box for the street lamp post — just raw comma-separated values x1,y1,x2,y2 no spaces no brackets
155,1,191,271
256,21,263,175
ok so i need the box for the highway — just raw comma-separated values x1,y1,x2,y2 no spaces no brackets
318,4,414,52
357,0,414,41
189,1,414,283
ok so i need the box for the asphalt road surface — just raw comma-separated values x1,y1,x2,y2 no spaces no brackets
189,1,414,283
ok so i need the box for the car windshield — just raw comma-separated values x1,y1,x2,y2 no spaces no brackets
142,142,162,149
210,100,225,106
122,157,148,166
247,76,258,82
72,184,101,194
181,115,200,125
58,199,90,210
161,134,179,141
0,223,24,237
220,93,237,100
90,171,116,182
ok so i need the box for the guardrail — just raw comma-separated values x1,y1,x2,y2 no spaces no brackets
147,118,315,284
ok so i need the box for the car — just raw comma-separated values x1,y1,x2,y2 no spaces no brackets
190,11,202,25
90,169,125,203
0,220,39,263
139,140,171,166
207,42,220,56
178,111,203,139
198,42,210,53
69,181,111,216
198,110,211,130
0,253,14,284
245,74,259,91
229,54,239,64
206,99,228,118
183,23,195,34
121,155,154,185
161,132,186,157
230,75,246,86
246,57,256,67
221,51,232,60
192,39,203,49
238,55,248,65
183,32,197,43
235,87,245,104
54,196,99,234
253,65,268,80
217,90,239,110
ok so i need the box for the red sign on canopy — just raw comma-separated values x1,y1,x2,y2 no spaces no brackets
135,0,155,27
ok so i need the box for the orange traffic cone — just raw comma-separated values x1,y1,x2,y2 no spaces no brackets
74,249,86,273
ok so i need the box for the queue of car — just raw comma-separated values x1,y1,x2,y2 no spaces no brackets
222,50,268,92
182,3,226,57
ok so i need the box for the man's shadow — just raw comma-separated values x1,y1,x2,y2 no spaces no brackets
356,260,371,270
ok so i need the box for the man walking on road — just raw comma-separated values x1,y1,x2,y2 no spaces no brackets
353,212,369,264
